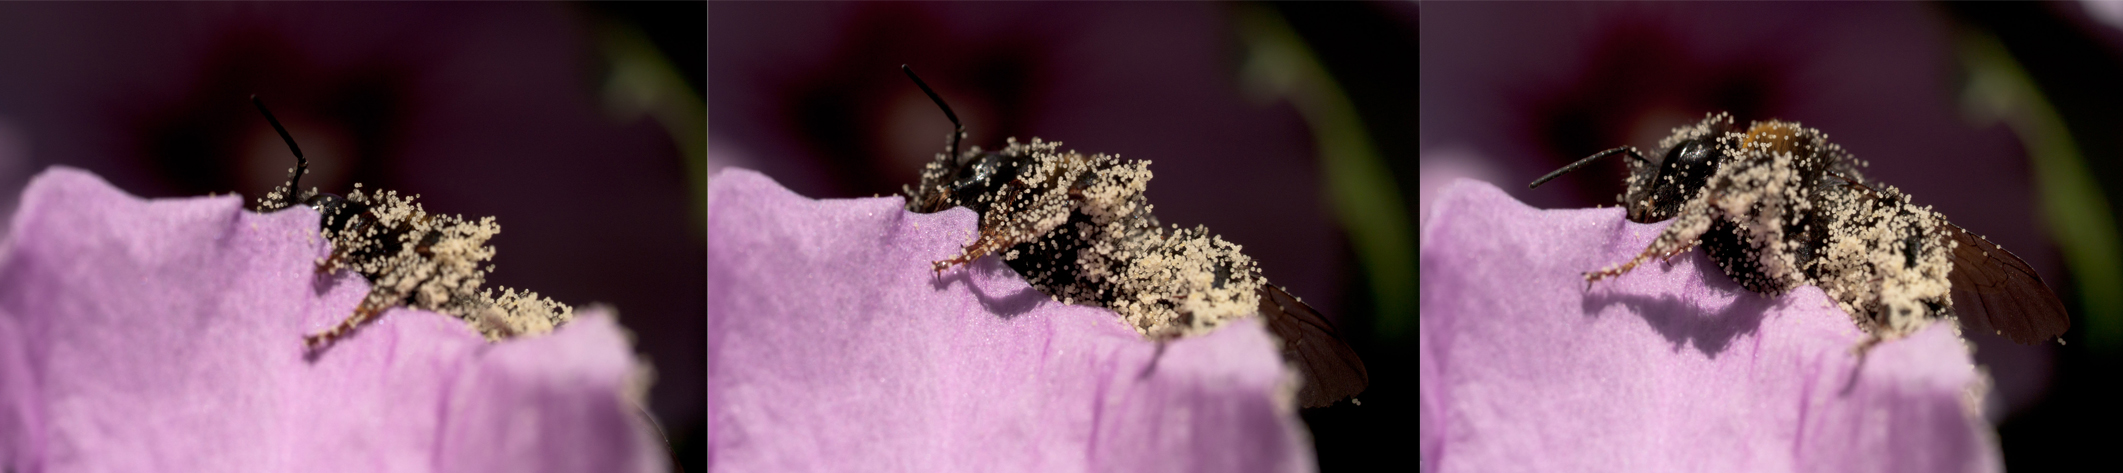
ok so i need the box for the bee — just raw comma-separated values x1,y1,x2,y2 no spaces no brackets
250,95,573,352
1530,112,2070,347
897,65,1368,407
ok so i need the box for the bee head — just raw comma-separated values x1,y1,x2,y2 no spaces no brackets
1628,135,1732,222
947,151,1028,215
254,95,377,236
1527,112,1741,223
303,192,374,234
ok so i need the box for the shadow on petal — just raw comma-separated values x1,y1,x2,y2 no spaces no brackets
1579,254,1784,357
1583,289,1779,357
929,256,1048,319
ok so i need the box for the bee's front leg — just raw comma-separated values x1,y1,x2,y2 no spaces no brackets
304,294,391,351
932,229,1024,272
1585,203,1715,287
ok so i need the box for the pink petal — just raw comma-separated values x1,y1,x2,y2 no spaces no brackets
0,167,663,472
1419,179,2001,472
707,168,1312,472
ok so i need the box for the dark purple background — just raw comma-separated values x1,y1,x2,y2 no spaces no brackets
0,2,705,467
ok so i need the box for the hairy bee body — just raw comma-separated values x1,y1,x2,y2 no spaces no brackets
1537,112,2066,346
898,65,1368,407
250,96,572,352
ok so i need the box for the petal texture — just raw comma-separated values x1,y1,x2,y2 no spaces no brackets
707,168,1310,473
0,168,661,472
1419,178,2000,473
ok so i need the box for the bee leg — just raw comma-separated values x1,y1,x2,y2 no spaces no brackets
932,229,1021,272
1835,335,1879,395
303,293,392,351
932,180,1040,272
1850,334,1884,357
1584,208,1713,286
1582,241,1700,289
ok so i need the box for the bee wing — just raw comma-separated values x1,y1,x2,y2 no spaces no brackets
1939,222,2071,345
1258,284,1369,408
1823,172,2069,344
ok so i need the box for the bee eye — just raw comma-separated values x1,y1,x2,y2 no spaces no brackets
303,193,343,211
951,153,1025,212
949,158,994,202
1675,141,1715,163
304,193,370,233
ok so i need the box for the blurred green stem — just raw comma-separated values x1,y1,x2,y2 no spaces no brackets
596,18,707,234
1958,29,2123,350
1235,5,1416,339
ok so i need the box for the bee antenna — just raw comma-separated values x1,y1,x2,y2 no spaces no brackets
901,64,964,160
1529,146,1647,189
251,94,307,207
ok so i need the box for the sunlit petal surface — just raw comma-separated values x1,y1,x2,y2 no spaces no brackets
1420,179,1999,473
0,168,663,472
708,168,1311,472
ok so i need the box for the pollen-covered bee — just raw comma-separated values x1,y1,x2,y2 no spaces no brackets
1529,112,2070,347
897,65,1368,407
249,96,573,351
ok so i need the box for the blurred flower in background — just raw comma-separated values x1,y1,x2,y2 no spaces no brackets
712,2,1416,470
0,2,703,469
1424,2,2123,469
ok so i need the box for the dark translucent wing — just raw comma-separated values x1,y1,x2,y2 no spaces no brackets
1939,222,2071,344
1258,284,1369,408
1822,173,2069,344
